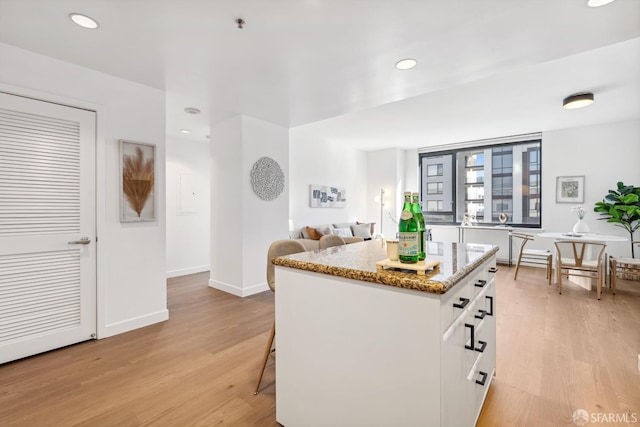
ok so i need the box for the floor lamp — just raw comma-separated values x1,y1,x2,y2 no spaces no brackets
374,188,385,237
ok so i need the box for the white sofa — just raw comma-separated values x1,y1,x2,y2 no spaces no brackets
292,222,376,251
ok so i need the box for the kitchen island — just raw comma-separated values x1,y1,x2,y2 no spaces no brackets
273,240,499,427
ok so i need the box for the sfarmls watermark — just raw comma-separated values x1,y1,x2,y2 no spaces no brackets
573,409,638,425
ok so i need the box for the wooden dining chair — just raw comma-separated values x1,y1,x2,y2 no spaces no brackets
609,241,640,295
254,239,306,395
511,232,552,285
554,240,607,299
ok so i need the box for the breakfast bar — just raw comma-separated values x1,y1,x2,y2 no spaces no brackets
273,240,499,427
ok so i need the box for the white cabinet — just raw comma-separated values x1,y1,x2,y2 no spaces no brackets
441,256,497,426
275,253,497,427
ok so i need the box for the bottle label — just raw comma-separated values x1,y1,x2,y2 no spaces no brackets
400,210,413,220
398,232,419,256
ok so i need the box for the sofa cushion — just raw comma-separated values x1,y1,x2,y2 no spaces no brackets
344,236,365,244
305,226,323,240
351,223,372,239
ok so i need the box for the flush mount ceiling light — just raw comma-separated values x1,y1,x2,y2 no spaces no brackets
395,58,417,70
180,129,191,134
69,13,99,29
563,92,595,109
587,0,616,7
184,107,200,115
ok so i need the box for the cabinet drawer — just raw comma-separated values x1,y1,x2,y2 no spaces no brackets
441,259,495,333
441,279,475,334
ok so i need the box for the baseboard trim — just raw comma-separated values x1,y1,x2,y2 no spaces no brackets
166,265,210,278
102,309,169,338
209,279,269,297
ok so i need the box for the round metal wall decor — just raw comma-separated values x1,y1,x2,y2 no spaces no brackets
250,156,284,201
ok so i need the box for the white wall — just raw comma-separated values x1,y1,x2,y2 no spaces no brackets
210,115,289,296
0,42,168,337
366,149,408,238
289,131,369,230
405,149,419,192
540,118,640,258
166,137,210,278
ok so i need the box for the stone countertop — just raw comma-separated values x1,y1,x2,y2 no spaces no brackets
273,240,499,295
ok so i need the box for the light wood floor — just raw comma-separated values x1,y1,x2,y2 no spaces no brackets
1,267,639,426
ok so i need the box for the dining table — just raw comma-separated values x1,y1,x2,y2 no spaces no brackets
538,232,628,290
537,232,628,243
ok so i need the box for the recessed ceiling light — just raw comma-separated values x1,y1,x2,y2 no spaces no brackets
184,107,201,115
69,13,99,29
180,129,191,134
563,92,594,109
587,0,616,7
395,58,417,70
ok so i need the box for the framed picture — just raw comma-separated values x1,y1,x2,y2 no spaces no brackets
556,176,584,203
309,184,346,208
120,140,156,222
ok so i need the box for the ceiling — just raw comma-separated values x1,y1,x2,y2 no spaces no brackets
0,0,639,150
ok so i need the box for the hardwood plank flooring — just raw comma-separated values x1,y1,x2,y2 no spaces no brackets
1,268,639,426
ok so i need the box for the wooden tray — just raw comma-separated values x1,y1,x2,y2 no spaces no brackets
376,259,440,276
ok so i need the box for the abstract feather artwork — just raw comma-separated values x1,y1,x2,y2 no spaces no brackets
120,140,156,222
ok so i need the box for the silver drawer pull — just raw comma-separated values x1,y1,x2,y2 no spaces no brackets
68,237,91,245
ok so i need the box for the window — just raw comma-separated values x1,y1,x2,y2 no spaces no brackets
427,182,444,194
427,164,443,176
419,137,542,227
426,200,444,211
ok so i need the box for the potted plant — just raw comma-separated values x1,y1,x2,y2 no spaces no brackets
594,181,640,258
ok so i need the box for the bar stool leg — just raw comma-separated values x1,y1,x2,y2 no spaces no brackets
254,321,275,395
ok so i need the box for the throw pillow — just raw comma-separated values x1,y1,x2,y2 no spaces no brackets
356,221,375,235
334,227,353,237
333,222,355,230
351,223,372,239
305,226,322,240
316,225,334,235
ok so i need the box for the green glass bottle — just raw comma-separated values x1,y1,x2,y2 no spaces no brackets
398,192,419,263
411,192,426,260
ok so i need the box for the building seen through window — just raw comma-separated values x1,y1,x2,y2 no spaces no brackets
419,137,541,227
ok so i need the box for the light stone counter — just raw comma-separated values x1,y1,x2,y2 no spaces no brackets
273,239,499,294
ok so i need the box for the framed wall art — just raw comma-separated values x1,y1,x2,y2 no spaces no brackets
120,140,156,222
556,175,584,203
309,184,346,208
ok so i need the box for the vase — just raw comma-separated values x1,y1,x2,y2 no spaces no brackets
572,218,589,234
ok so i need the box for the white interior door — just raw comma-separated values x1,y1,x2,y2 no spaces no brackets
0,91,96,364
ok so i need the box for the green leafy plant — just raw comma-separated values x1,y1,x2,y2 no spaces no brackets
594,182,640,258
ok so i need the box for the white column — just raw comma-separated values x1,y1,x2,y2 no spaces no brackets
209,115,289,297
